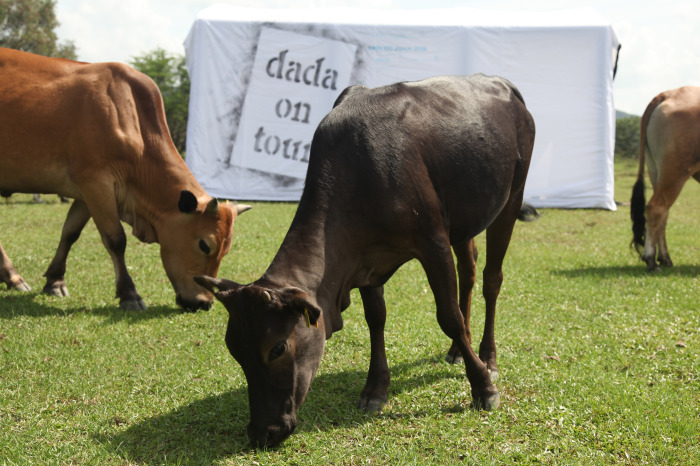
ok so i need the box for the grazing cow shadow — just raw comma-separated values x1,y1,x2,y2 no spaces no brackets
553,264,700,279
0,290,184,321
99,357,466,463
98,387,252,462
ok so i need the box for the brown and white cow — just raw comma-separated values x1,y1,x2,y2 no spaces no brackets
196,74,536,447
0,47,249,311
631,86,700,270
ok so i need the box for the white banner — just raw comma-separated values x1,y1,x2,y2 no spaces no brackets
230,28,357,179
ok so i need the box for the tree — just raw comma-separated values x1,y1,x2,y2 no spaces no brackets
615,116,641,159
0,0,75,59
131,49,190,157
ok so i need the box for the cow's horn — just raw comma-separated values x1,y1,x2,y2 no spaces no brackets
194,275,222,292
236,203,252,215
262,290,271,303
205,198,219,215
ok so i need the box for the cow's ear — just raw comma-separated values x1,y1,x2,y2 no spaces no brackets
283,287,321,328
178,190,198,213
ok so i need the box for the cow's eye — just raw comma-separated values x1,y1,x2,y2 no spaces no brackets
198,239,211,255
269,341,287,361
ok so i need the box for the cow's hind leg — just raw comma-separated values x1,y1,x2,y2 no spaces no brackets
0,243,31,291
656,215,673,268
478,197,522,382
418,232,499,411
43,200,91,297
357,286,390,412
445,238,477,365
644,178,687,270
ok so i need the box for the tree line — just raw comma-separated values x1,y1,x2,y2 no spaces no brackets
615,115,642,159
2,0,642,161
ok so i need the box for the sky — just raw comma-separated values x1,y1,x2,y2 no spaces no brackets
55,0,700,116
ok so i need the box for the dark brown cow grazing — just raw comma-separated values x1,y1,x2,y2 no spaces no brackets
197,74,536,447
631,86,700,270
0,47,249,310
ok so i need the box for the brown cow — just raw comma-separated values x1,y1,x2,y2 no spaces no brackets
196,74,536,447
0,47,249,311
631,86,700,270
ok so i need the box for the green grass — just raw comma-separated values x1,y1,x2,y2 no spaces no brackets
1,158,699,464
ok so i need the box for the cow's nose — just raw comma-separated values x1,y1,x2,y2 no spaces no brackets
247,421,296,448
176,294,213,312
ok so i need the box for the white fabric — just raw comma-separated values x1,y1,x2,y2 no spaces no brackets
184,5,620,209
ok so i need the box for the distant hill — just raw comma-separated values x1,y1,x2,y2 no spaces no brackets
616,110,638,119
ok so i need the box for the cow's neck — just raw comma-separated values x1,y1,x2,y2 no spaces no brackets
261,205,356,338
263,212,329,295
119,147,201,242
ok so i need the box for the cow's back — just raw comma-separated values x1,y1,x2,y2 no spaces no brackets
0,47,170,197
645,87,700,176
307,75,535,244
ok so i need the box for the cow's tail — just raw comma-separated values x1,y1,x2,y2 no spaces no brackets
631,94,664,256
518,202,540,222
630,178,646,256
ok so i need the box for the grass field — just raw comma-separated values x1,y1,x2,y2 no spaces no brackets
1,158,698,464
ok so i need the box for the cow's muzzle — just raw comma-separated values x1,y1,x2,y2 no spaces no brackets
176,294,213,312
247,419,297,448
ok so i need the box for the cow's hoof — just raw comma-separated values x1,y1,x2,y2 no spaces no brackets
43,281,68,297
644,258,660,272
488,368,499,382
357,397,386,412
9,278,31,292
472,391,500,411
445,352,463,365
120,298,147,311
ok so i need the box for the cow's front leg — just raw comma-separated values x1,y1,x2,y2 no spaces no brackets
357,286,390,412
0,243,31,291
103,226,145,310
83,190,146,310
419,234,499,411
43,200,91,297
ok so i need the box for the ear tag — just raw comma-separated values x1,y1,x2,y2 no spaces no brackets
304,308,319,328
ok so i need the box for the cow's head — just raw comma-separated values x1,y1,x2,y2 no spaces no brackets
194,275,326,448
158,190,250,311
